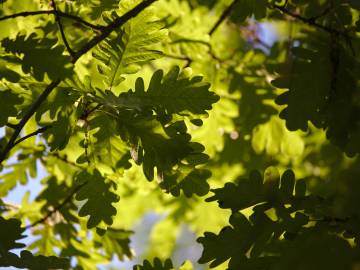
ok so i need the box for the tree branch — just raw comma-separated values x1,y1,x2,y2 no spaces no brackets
0,0,158,165
185,0,238,67
0,79,61,163
0,10,106,31
71,0,158,63
25,182,88,230
47,152,84,169
5,123,17,129
13,126,51,147
209,0,239,36
51,0,75,58
271,4,347,37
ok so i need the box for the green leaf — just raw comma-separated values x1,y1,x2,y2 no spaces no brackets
231,0,268,22
0,90,23,127
198,212,275,269
95,228,133,260
36,176,78,223
0,57,20,82
117,66,219,116
41,111,76,151
75,170,119,228
1,33,73,81
273,37,360,156
77,114,132,174
133,258,174,270
0,216,26,251
160,168,211,197
0,250,69,269
93,10,167,88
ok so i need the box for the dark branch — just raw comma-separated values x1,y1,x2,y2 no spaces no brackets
0,79,61,163
5,123,17,129
186,0,238,67
0,0,158,164
25,182,88,230
51,0,75,58
271,4,347,37
72,0,158,63
0,10,106,31
13,126,51,147
46,152,84,169
209,0,239,36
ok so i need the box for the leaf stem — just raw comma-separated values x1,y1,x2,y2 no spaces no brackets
271,4,347,37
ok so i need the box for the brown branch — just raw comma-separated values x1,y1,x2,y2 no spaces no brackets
13,126,51,147
51,0,75,58
0,0,158,165
25,182,88,230
0,10,106,31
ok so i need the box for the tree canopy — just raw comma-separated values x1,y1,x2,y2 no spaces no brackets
1,0,360,269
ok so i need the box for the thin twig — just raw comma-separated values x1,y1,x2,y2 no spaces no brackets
0,79,61,163
0,10,105,31
0,0,158,165
186,0,238,67
25,182,88,230
271,4,347,38
51,0,75,58
13,126,51,147
209,0,239,36
47,152,84,169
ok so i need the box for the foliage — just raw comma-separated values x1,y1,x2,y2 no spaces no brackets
0,0,360,269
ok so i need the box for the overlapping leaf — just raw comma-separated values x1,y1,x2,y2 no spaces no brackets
76,114,132,174
0,217,26,251
1,33,73,81
36,177,78,223
75,170,119,228
93,10,167,88
198,168,360,269
133,258,174,270
230,0,268,22
94,228,133,260
115,111,211,197
0,250,69,270
0,57,20,82
206,169,309,211
273,34,360,156
117,66,219,115
0,90,23,127
0,217,69,269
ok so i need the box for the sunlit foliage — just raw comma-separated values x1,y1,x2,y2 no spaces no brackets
1,0,360,269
